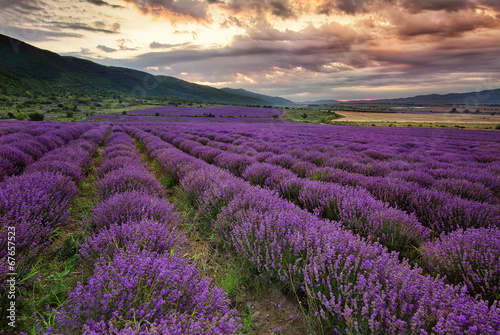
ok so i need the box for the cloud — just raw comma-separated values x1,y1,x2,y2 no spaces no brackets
391,8,499,38
400,0,474,13
118,0,211,22
97,44,117,52
53,21,121,34
149,41,190,48
0,26,83,42
84,0,124,8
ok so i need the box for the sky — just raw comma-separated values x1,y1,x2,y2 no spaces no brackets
0,0,499,102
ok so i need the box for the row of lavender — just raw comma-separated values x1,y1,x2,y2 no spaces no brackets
50,129,240,334
140,124,500,303
0,124,109,323
126,125,500,334
129,105,284,117
168,121,499,194
0,122,96,181
166,123,500,233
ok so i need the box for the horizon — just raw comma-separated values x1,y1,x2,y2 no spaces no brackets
1,0,499,102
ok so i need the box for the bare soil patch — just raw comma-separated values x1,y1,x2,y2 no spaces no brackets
334,111,500,124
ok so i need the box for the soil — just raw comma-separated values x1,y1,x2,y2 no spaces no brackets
333,111,500,124
234,284,310,334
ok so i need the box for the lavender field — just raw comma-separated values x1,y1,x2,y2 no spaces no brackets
128,105,284,118
1,117,499,334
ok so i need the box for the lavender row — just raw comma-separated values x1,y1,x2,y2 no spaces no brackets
175,122,500,199
142,127,430,256
145,124,500,306
129,127,500,334
0,122,95,181
0,125,108,320
129,105,283,117
51,129,240,334
420,228,500,304
160,125,500,234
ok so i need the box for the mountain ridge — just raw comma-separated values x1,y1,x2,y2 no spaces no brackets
0,34,288,105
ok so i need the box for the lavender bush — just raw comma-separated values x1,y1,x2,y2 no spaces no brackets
421,228,500,304
54,249,240,334
79,219,188,264
85,191,179,231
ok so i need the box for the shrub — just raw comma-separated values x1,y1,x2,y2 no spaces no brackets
85,192,178,231
28,111,44,121
421,228,500,304
53,249,240,334
95,166,164,201
80,219,188,264
15,111,28,120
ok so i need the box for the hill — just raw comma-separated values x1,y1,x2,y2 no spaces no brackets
221,88,295,105
0,34,286,105
355,90,500,104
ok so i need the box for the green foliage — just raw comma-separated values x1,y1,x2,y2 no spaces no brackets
301,112,308,119
496,124,500,130
15,111,28,120
65,111,74,118
28,111,44,121
53,233,84,262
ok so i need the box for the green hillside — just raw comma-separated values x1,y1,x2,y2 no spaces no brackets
0,34,283,105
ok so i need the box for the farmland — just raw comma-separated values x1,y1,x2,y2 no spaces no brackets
1,112,500,334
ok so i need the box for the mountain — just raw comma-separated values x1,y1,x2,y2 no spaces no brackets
221,88,295,105
353,90,500,104
0,34,286,105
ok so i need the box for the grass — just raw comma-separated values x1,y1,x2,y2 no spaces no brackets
134,137,310,334
282,108,343,124
12,144,105,334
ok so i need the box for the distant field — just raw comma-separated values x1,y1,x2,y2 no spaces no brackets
331,111,500,128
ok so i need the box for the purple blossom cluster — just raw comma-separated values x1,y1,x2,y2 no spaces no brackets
149,129,430,255
128,124,500,333
0,125,104,314
55,248,239,334
129,105,283,117
94,132,163,200
148,121,499,236
50,130,240,334
84,191,179,231
421,228,500,304
0,123,94,181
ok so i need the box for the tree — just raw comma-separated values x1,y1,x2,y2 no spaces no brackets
272,114,279,120
301,113,308,119
66,111,74,118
